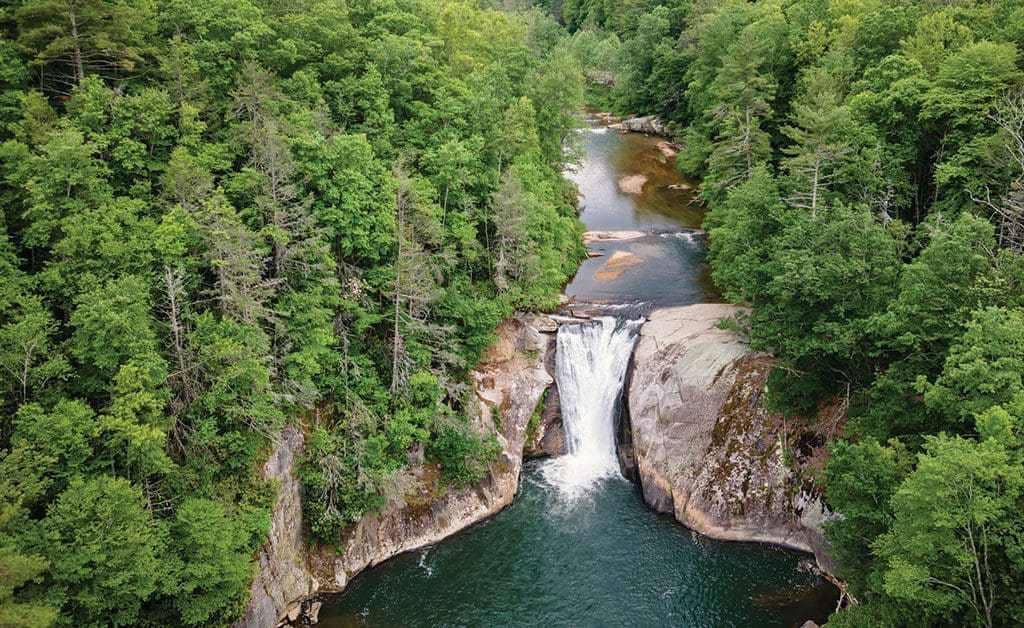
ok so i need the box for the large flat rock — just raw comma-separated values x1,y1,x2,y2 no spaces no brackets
610,115,671,137
628,304,834,559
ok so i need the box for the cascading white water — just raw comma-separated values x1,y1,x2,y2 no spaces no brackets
541,316,642,499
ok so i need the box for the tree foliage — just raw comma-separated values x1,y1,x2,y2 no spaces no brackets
0,1,584,624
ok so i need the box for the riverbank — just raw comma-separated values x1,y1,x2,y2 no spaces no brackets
237,315,557,627
314,301,840,627
319,463,836,628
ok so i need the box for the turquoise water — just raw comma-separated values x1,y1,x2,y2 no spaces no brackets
318,121,835,628
319,467,834,628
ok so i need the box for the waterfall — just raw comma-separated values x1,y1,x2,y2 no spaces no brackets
541,316,642,499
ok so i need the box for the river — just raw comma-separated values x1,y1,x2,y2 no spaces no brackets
318,118,835,628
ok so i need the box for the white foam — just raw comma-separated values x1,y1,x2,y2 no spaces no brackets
659,231,698,242
540,317,641,501
417,549,434,577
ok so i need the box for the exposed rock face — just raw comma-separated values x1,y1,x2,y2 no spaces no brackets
525,338,566,459
616,358,639,482
307,314,554,592
611,115,671,137
529,385,566,457
236,315,555,626
236,426,315,628
628,304,835,566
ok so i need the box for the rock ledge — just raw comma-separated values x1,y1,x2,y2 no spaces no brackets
628,304,835,566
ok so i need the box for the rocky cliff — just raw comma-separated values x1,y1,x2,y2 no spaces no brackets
524,328,566,459
236,426,315,628
238,315,555,626
628,304,836,568
307,315,553,591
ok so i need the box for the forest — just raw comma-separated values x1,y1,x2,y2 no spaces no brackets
553,0,1024,626
0,0,584,625
4,0,1024,626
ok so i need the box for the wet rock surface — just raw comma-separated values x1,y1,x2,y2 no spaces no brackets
525,335,566,459
534,387,566,457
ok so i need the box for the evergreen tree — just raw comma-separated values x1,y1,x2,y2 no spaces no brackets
703,27,775,202
781,68,854,217
15,0,154,93
39,476,169,627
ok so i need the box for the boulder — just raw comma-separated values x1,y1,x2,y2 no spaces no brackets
305,601,322,624
611,115,671,137
628,304,837,565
